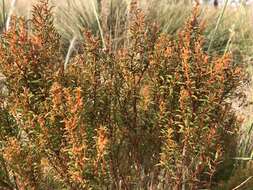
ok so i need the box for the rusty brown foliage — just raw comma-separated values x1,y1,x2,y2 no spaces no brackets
0,1,246,189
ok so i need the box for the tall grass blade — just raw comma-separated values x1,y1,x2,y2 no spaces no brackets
5,0,16,31
1,0,6,31
207,0,229,52
64,36,77,71
223,24,235,55
91,0,106,50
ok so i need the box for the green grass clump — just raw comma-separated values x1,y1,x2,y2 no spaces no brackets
53,0,253,57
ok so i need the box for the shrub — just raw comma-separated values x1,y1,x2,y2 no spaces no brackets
0,1,246,189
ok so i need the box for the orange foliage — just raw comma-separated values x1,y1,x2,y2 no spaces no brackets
0,1,246,189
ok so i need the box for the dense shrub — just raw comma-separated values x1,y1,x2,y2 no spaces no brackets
0,1,246,189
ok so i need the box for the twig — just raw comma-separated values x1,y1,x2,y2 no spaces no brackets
232,176,253,190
